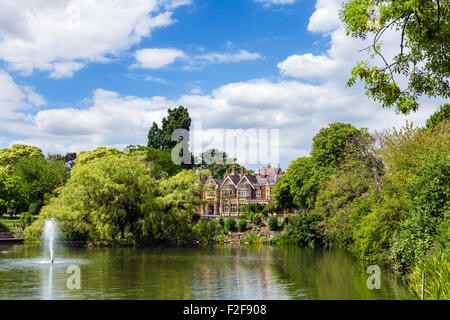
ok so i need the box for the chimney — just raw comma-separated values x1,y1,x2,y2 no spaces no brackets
231,165,236,175
240,166,244,178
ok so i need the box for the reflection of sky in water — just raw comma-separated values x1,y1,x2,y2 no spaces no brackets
0,245,413,300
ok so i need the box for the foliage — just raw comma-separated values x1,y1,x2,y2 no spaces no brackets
408,250,450,300
311,122,366,169
75,147,122,166
193,219,223,242
240,203,266,214
19,211,34,230
193,148,251,179
272,175,294,210
0,168,26,212
250,212,265,226
224,217,237,232
14,157,69,214
340,0,450,113
283,213,321,247
426,104,449,129
25,152,203,243
353,123,449,269
315,133,383,245
47,152,77,170
242,234,265,244
268,216,278,231
237,219,247,232
0,144,44,174
147,106,191,151
0,219,8,232
146,147,182,177
270,233,301,246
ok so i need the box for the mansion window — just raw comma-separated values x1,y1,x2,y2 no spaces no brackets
231,203,238,212
223,203,229,213
256,189,261,197
222,189,233,197
238,189,248,197
206,186,215,195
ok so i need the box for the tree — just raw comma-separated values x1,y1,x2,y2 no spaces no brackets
272,175,294,210
147,106,191,151
426,104,449,128
311,122,365,168
24,152,203,243
125,145,182,177
14,157,69,214
0,144,44,173
47,152,77,170
284,156,318,210
340,0,450,114
0,168,26,213
194,148,251,178
75,147,122,166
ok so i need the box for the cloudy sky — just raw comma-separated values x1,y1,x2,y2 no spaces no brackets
0,0,443,169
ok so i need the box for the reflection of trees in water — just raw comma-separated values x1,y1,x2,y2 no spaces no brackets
189,245,290,299
0,245,413,299
269,247,412,299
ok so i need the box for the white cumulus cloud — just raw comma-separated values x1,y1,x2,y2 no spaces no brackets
133,48,186,69
0,0,190,77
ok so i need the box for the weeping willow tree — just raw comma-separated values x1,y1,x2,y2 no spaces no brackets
25,149,203,243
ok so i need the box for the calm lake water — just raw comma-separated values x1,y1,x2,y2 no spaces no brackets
0,244,413,300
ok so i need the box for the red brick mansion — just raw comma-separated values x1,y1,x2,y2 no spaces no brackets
198,164,285,216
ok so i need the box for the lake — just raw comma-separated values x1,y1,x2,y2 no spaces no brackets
0,244,413,300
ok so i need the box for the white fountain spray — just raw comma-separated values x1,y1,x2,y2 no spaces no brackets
43,219,57,264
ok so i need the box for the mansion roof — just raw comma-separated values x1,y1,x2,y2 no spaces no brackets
199,165,284,189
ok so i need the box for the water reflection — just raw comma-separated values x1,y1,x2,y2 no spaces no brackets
0,244,413,300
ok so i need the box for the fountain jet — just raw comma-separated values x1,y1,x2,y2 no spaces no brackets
43,219,57,264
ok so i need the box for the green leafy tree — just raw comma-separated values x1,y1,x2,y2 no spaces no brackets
15,157,69,214
0,144,44,174
126,145,182,177
75,147,122,166
272,175,294,210
147,106,191,151
144,170,203,241
311,122,365,169
25,151,203,243
284,157,319,210
340,0,450,113
426,104,449,128
47,152,77,170
194,148,251,178
0,168,26,213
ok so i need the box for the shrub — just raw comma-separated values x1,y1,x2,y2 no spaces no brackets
247,213,255,225
0,219,9,232
224,217,236,232
28,200,42,215
193,219,223,242
192,213,201,224
284,212,321,247
268,216,278,231
19,212,34,230
237,219,247,232
408,249,450,300
270,233,300,245
251,213,265,226
243,234,265,244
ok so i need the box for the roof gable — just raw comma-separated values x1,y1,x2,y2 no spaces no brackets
237,175,257,189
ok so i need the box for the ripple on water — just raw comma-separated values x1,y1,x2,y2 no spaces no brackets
0,257,89,271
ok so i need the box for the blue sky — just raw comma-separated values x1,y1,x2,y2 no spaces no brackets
0,0,441,169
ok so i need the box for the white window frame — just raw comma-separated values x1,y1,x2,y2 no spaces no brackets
238,189,248,197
